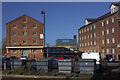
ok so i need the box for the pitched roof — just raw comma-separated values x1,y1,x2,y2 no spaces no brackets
6,14,43,24
109,2,119,8
79,11,118,30
85,18,96,21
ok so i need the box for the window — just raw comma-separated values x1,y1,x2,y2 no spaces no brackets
85,43,86,46
112,27,115,33
33,49,37,53
91,34,92,38
33,32,37,35
13,40,17,44
94,33,96,37
107,39,109,44
85,36,86,39
33,24,37,28
13,32,16,36
23,32,27,35
80,44,81,47
91,50,92,52
107,49,109,54
94,50,96,52
102,40,104,44
94,41,96,45
90,27,92,30
82,43,84,47
23,40,27,44
102,22,104,26
80,37,81,40
88,42,89,46
84,29,86,32
112,17,114,23
80,31,81,34
91,42,92,45
94,25,96,29
112,38,115,43
87,27,89,31
102,31,104,35
112,48,115,54
23,24,27,28
13,50,17,54
33,40,37,44
107,29,109,34
13,24,17,28
23,18,27,23
82,30,83,33
82,37,83,40
87,35,89,39
102,49,104,53
106,19,109,24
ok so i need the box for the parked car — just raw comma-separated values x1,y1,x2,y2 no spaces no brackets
50,55,64,59
19,56,27,60
9,56,18,60
2,57,11,69
106,55,115,63
81,52,107,71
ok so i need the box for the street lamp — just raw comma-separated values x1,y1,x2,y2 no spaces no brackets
41,10,45,48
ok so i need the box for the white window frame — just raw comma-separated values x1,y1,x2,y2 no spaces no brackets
94,25,96,29
84,29,86,32
85,43,86,46
94,41,96,45
102,49,104,53
88,42,89,46
91,41,92,46
107,29,109,34
107,49,109,54
94,33,96,37
85,36,86,39
112,38,115,43
102,22,104,26
112,17,114,23
107,39,109,44
112,27,115,33
102,31,104,35
87,35,89,39
91,34,92,38
87,27,89,31
106,19,109,24
112,48,115,54
90,27,92,30
102,40,104,44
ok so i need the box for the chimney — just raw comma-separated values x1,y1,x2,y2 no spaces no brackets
73,35,76,40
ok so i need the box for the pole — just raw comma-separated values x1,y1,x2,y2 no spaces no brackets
44,9,45,48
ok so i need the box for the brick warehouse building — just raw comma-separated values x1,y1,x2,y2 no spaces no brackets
6,14,44,60
78,2,120,60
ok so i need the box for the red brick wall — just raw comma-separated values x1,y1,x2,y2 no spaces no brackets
78,12,120,59
6,15,43,46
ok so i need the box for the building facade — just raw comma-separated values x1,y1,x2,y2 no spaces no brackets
55,35,77,53
6,14,44,60
78,2,120,60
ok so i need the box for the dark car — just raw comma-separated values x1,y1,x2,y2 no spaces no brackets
2,56,19,69
106,55,115,63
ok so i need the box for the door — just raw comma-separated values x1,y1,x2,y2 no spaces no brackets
23,50,28,57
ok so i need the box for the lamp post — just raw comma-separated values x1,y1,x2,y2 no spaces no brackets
41,10,47,57
41,10,45,48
